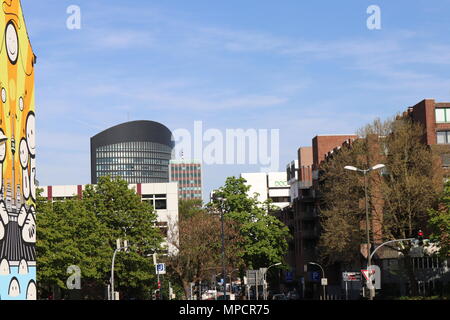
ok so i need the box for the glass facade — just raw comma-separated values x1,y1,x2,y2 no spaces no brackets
95,141,172,183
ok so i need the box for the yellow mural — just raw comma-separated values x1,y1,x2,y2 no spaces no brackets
0,0,36,300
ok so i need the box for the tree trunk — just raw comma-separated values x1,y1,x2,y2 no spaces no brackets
182,280,191,300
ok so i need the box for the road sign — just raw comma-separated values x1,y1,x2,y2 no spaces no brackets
285,271,294,282
321,278,328,286
311,271,320,282
361,265,381,289
343,272,361,282
246,270,259,286
156,263,166,275
361,269,374,281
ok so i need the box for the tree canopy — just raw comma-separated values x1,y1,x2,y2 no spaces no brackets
36,176,164,299
210,176,291,270
428,181,450,258
318,118,444,295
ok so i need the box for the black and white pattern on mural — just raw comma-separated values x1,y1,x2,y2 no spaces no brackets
0,109,36,300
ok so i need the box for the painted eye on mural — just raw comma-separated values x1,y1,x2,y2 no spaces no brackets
21,213,36,243
19,96,24,111
18,259,28,275
1,88,6,103
8,277,20,297
18,205,27,227
5,21,19,64
26,112,35,156
0,201,8,225
0,135,6,163
0,259,10,275
26,281,36,300
19,138,28,168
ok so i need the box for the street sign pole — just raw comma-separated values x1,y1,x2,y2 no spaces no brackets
157,268,160,300
321,278,327,300
345,281,348,300
255,272,259,300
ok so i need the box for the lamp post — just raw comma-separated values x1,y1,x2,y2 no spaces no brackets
308,262,326,300
263,262,281,300
111,239,129,300
344,163,385,300
214,195,227,300
228,268,239,294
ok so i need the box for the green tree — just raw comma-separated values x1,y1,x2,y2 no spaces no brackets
37,176,165,300
178,198,204,220
36,191,111,299
428,181,450,258
82,176,164,299
210,176,291,270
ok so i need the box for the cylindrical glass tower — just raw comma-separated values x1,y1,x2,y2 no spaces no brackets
90,121,174,184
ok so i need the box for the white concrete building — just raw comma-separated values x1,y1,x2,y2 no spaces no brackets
41,182,179,255
240,172,290,209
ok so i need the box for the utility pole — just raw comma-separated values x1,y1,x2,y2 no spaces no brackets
263,263,281,300
308,262,326,300
111,239,129,300
344,164,385,300
213,194,227,300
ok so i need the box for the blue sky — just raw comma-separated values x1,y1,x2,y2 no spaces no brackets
20,0,450,202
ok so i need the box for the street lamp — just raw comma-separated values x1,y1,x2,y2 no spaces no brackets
214,194,227,300
227,268,240,298
307,262,326,300
344,163,385,300
263,262,281,300
111,239,129,300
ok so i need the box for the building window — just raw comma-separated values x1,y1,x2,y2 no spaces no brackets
437,131,450,144
435,108,450,123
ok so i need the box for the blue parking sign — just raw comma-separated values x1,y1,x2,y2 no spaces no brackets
311,271,320,282
285,271,294,282
156,263,166,274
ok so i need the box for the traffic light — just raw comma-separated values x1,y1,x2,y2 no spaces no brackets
417,230,424,246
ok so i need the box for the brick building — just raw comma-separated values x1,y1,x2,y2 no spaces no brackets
403,99,450,169
279,135,358,298
278,99,450,299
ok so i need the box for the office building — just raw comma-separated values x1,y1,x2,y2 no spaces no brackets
169,160,202,201
240,172,290,209
90,120,174,184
